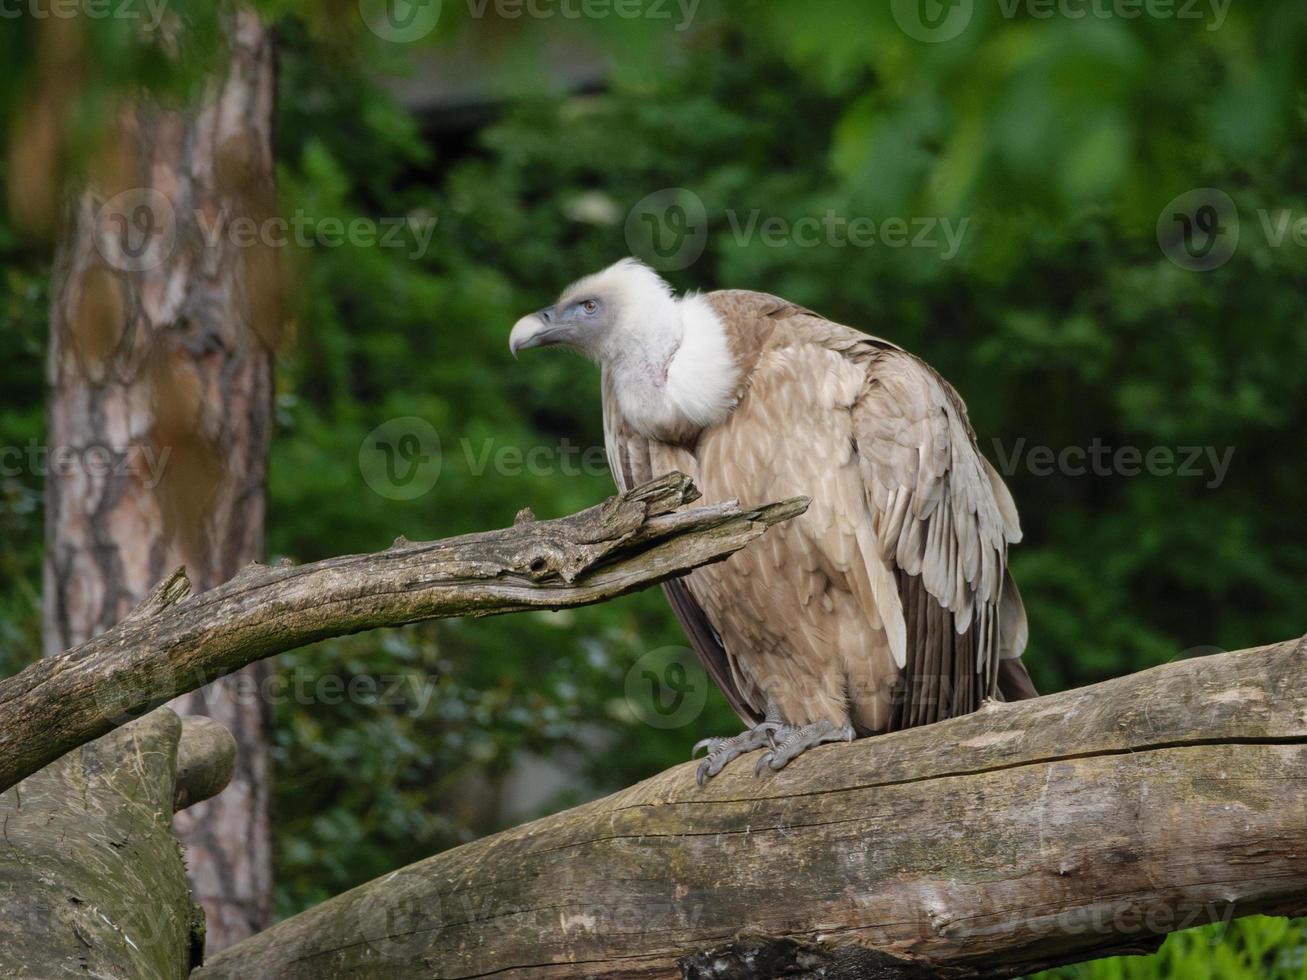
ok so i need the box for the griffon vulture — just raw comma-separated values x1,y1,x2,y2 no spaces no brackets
510,259,1036,782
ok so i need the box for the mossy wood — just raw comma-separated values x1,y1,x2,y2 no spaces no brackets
0,709,234,978
195,638,1307,979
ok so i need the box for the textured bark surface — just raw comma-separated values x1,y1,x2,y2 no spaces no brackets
194,637,1307,980
43,7,277,949
1,473,806,797
0,710,234,979
174,715,239,814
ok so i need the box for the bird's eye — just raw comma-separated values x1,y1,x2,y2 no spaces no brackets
582,300,598,315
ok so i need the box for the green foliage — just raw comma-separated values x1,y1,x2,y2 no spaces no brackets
1038,916,1307,979
2,3,1306,974
0,168,47,673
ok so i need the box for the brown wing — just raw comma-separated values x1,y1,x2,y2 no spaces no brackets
707,290,1034,725
852,347,1034,728
600,369,763,725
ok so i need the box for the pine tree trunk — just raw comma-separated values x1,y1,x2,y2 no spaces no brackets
43,7,278,953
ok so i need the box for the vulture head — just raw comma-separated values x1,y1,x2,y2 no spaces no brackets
508,258,676,361
509,259,739,441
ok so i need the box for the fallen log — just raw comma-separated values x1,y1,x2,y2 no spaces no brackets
194,636,1307,979
0,709,235,979
0,473,805,794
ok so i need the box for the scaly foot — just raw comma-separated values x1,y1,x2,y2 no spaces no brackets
754,720,855,775
692,719,781,786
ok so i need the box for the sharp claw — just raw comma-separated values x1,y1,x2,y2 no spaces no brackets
692,716,794,784
696,759,712,787
754,751,775,776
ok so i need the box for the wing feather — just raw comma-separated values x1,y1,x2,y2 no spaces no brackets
852,346,1035,724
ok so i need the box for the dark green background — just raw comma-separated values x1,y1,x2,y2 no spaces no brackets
2,2,1305,975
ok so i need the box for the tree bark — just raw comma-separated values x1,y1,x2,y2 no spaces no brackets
175,715,240,813
43,6,277,950
192,636,1307,980
0,709,235,979
1,473,806,795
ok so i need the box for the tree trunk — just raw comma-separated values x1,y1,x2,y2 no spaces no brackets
193,637,1307,979
43,6,277,951
0,710,235,979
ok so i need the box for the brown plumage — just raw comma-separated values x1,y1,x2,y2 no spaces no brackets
511,262,1036,779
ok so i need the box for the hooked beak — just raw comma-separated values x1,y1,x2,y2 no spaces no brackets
509,306,564,358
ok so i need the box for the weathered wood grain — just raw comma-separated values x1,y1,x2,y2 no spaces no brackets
0,474,806,795
194,637,1307,979
0,709,234,979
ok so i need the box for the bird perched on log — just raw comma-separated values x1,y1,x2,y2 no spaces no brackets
511,259,1037,783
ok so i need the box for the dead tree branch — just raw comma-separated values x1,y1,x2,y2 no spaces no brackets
0,473,806,794
194,637,1307,979
173,716,239,813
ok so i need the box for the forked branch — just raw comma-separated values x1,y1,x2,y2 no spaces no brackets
0,473,806,793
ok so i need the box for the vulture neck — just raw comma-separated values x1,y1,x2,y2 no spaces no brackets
606,293,739,444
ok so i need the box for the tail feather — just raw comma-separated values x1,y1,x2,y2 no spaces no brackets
998,657,1039,701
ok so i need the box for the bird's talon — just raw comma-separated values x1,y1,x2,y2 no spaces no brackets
691,737,719,759
754,751,775,776
696,760,712,787
690,713,786,784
